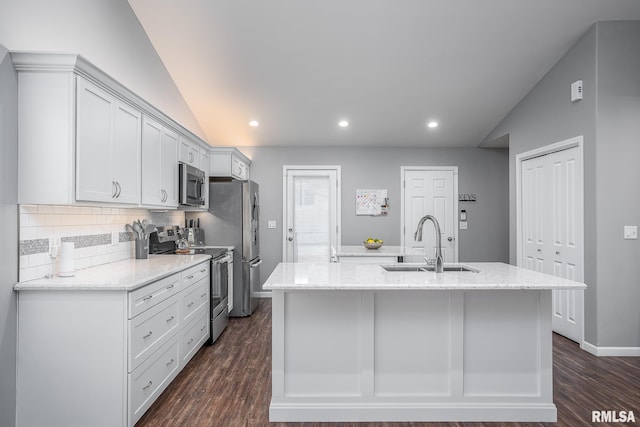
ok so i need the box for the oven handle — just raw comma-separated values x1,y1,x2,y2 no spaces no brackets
218,255,232,264
250,259,262,268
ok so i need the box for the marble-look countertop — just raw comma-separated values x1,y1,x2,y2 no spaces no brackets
333,245,420,257
14,254,211,291
263,262,587,291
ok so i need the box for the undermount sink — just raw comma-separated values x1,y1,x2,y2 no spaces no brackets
381,263,480,273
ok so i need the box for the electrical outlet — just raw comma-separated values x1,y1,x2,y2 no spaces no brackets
49,236,60,258
460,221,468,230
268,220,277,229
624,225,637,240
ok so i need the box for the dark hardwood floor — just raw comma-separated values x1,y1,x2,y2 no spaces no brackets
137,299,640,427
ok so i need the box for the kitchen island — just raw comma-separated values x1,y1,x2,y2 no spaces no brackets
264,262,586,423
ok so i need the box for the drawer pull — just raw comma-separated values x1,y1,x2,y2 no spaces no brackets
188,302,194,308
200,325,206,332
166,358,175,366
166,284,175,290
187,338,194,345
200,293,207,298
166,316,175,322
143,380,153,391
143,331,153,339
186,275,194,280
200,269,207,273
143,295,153,301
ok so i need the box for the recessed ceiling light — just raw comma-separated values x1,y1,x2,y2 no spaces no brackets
249,120,259,127
427,121,439,128
338,120,349,128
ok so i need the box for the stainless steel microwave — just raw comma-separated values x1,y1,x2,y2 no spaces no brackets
179,163,206,207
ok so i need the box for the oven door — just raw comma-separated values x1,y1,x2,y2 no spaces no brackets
211,258,229,319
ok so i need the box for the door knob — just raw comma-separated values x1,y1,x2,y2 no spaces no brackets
288,228,293,233
556,251,560,255
288,237,293,241
537,248,542,252
448,236,454,242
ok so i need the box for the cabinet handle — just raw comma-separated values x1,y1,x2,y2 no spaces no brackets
200,293,207,298
112,181,117,198
187,338,194,345
143,295,153,301
166,316,175,322
537,248,542,252
143,331,153,339
166,284,175,289
556,250,560,255
166,358,175,366
200,325,206,332
188,302,194,308
200,269,207,273
186,275,194,280
115,181,122,198
143,381,153,390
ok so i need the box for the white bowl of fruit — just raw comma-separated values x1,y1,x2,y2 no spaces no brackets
363,238,383,249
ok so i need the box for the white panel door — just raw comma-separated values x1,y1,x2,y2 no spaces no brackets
521,146,583,342
402,168,458,262
283,167,340,263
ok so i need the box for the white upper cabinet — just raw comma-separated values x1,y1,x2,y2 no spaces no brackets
141,117,178,208
179,136,200,167
13,52,208,208
210,147,251,180
76,77,141,204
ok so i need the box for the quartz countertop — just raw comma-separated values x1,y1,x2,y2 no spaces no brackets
333,245,419,257
14,254,211,291
263,262,587,291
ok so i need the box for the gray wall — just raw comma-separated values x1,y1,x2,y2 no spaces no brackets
483,21,640,348
595,21,640,347
246,146,509,287
0,45,18,427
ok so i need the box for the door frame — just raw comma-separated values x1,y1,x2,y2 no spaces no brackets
515,135,585,345
282,165,342,262
400,166,459,261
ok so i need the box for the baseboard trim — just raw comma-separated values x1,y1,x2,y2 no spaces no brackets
256,291,272,298
582,340,640,357
269,402,557,423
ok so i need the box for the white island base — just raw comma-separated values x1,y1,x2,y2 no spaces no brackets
270,288,554,422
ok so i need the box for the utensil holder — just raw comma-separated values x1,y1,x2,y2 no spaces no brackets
135,238,149,259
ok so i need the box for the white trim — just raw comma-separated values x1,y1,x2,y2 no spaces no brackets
515,135,585,346
400,166,459,261
582,341,640,357
255,291,272,299
282,165,342,263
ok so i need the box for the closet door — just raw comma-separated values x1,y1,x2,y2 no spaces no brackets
521,147,583,342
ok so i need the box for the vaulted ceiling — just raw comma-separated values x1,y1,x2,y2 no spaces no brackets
128,0,640,148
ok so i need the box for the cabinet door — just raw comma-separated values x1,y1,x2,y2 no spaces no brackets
112,102,141,204
76,78,114,203
161,129,179,207
141,117,164,206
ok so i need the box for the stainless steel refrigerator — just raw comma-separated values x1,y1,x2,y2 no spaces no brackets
189,180,260,317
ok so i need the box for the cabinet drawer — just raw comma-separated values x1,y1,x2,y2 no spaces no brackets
129,273,180,318
180,305,209,367
129,335,180,425
129,297,180,371
182,278,209,323
182,262,209,290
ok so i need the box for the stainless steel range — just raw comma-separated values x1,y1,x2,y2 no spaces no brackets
149,225,230,344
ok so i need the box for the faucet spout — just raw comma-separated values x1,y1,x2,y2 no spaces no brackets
414,215,444,273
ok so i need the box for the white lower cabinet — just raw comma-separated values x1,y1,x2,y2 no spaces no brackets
16,260,210,427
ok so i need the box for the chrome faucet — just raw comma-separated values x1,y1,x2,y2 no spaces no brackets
414,215,444,273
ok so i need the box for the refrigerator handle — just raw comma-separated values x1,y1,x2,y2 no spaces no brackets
250,259,262,268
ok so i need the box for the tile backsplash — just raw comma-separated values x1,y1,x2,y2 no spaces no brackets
19,205,184,282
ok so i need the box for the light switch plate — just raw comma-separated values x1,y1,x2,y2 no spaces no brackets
624,225,637,240
460,221,468,230
268,220,277,229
